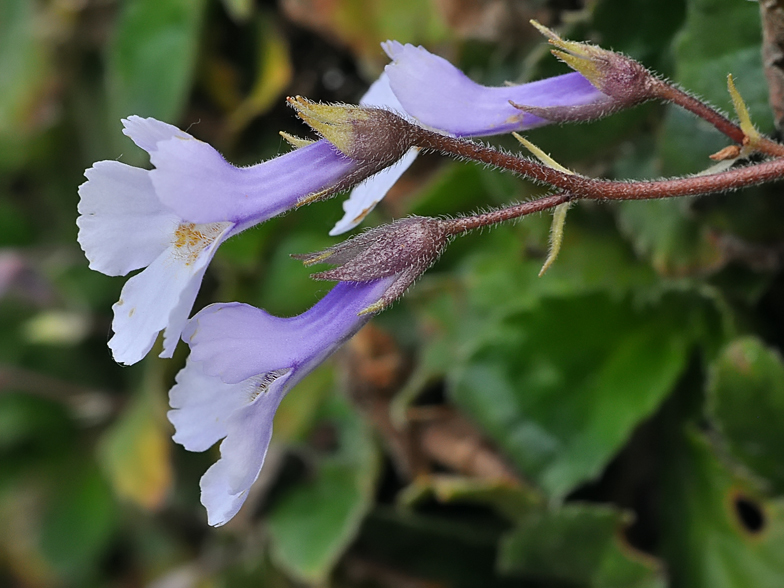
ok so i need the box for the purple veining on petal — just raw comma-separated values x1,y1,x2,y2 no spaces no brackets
383,41,612,137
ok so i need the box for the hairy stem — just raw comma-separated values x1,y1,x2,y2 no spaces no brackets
443,193,573,235
413,125,784,202
650,79,784,157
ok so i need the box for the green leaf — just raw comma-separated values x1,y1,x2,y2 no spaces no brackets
499,504,665,588
106,0,206,126
707,337,784,493
659,0,772,175
266,394,380,584
225,14,293,137
661,428,784,588
615,198,725,277
448,293,698,498
40,462,117,581
399,475,542,522
0,0,53,168
98,385,172,511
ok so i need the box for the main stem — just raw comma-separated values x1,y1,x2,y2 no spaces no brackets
413,126,784,202
650,80,784,157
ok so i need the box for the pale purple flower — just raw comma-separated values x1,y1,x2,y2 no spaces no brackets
168,278,393,526
331,42,613,235
77,115,388,366
382,41,613,137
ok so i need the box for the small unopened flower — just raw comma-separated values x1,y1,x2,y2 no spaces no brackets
294,216,451,314
512,21,656,122
331,43,617,235
77,116,394,365
167,278,394,526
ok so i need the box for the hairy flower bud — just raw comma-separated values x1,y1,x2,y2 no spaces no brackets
293,216,451,313
510,21,658,123
288,97,418,164
287,97,421,205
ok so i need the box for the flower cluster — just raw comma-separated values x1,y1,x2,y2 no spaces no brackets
78,37,619,525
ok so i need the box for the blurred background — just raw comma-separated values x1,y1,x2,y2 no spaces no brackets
3,0,784,586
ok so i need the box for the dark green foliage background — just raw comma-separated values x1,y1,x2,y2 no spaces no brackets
2,0,784,586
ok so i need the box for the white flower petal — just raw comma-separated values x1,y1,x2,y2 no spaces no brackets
359,72,406,110
329,147,419,235
77,161,179,276
108,222,232,365
168,359,252,452
121,115,193,153
330,73,419,235
199,372,291,526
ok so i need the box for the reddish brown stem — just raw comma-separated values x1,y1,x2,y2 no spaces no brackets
443,193,573,235
413,126,784,202
650,80,784,157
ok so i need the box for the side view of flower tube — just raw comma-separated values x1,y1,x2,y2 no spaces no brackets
332,41,618,235
168,279,394,526
77,79,411,366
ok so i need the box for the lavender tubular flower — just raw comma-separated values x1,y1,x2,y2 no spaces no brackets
77,117,390,365
168,279,394,526
382,41,615,137
331,42,617,235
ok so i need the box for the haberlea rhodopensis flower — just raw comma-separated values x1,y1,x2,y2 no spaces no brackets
77,45,614,367
168,278,396,526
77,90,411,366
331,42,616,235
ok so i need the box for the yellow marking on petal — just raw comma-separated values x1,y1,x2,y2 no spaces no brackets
512,132,574,175
727,74,762,149
171,222,232,266
539,202,571,277
279,131,315,149
352,203,378,224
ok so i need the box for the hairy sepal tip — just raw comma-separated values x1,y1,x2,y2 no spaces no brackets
530,20,656,109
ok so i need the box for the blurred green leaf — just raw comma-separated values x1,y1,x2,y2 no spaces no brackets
226,14,293,137
0,393,71,451
615,198,725,277
107,0,206,130
282,0,450,64
267,394,380,584
659,0,771,175
662,428,784,588
399,475,542,522
499,504,665,588
221,0,254,23
447,292,702,498
355,506,514,588
98,383,172,511
273,363,334,443
40,462,117,581
0,0,53,167
255,230,336,316
707,337,784,493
